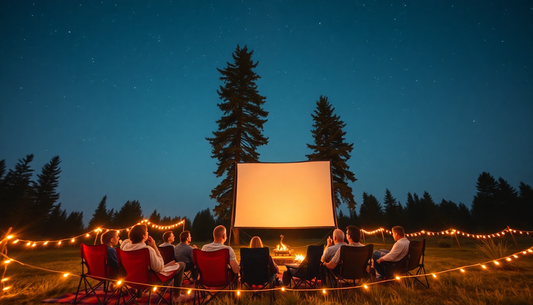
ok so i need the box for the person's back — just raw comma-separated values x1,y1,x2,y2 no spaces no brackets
100,231,119,276
321,229,347,263
201,225,239,274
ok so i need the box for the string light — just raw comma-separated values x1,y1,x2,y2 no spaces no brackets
3,286,11,291
63,273,69,278
187,289,192,295
153,286,157,292
1,278,9,282
322,289,326,294
237,290,241,296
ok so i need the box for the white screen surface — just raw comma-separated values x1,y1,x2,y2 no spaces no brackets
233,161,336,228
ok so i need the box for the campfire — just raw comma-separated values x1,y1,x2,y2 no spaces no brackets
273,234,294,256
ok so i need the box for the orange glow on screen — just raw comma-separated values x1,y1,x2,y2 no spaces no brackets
233,161,336,228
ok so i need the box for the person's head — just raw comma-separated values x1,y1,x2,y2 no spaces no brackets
391,226,405,241
101,230,119,246
162,231,175,243
129,224,148,244
213,225,227,242
346,225,361,243
180,230,191,243
333,229,345,244
249,236,263,248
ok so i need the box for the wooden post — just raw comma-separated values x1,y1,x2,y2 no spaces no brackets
362,230,366,243
454,231,462,250
232,228,240,246
94,231,100,245
381,229,386,246
507,226,520,250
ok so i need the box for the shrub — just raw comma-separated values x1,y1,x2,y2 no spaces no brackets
437,239,452,248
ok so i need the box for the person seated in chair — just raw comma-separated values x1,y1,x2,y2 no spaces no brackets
175,230,197,279
249,236,280,284
201,225,240,275
101,230,120,277
323,225,365,271
321,229,347,263
158,231,175,248
120,224,189,303
372,226,410,279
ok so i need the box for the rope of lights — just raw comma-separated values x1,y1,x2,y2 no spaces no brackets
1,245,532,294
361,227,532,239
0,219,185,247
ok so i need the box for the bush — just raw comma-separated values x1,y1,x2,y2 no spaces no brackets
437,239,452,248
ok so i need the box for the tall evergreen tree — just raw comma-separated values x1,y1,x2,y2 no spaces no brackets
65,211,85,236
149,209,162,224
383,189,403,228
518,182,533,229
113,200,143,228
191,208,216,242
471,172,499,231
29,156,61,234
0,154,35,230
495,177,519,228
358,192,383,229
44,203,68,239
418,191,438,231
88,195,114,230
306,96,357,210
206,45,269,220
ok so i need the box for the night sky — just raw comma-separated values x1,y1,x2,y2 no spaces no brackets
1,1,532,225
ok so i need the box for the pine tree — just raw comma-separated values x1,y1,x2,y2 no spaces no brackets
471,172,499,231
0,154,35,230
358,192,383,229
495,177,518,228
29,156,61,234
149,209,162,224
88,195,113,230
383,189,402,228
518,182,533,229
206,45,269,220
191,208,216,242
306,96,357,210
419,191,438,231
113,200,143,228
65,211,85,236
44,203,68,239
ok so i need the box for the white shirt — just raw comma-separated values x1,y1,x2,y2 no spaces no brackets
321,242,347,262
120,239,165,272
201,242,237,261
382,237,410,262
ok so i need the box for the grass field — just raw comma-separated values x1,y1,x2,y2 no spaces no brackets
1,235,532,305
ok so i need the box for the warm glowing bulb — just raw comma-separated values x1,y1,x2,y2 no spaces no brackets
58,241,62,245
481,265,487,269
63,273,69,277
363,284,368,289
460,269,465,273
513,255,518,258
4,260,11,264
3,286,11,291
44,241,49,245
13,239,19,244
153,287,157,292
32,243,36,247
26,242,31,246
523,251,527,254
281,287,286,292
187,289,192,295
322,289,326,294
528,249,533,253
117,280,122,286
494,261,500,265
1,278,9,282
506,257,511,261
432,273,437,278
6,235,13,240
237,290,241,296
71,238,75,242
395,276,400,280
86,234,90,237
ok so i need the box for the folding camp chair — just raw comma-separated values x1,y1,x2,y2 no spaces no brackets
116,248,178,305
382,239,429,288
74,243,119,304
192,248,235,305
240,247,275,302
285,245,324,289
158,246,176,264
327,244,374,287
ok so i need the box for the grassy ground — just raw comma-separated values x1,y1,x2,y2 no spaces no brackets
1,235,532,304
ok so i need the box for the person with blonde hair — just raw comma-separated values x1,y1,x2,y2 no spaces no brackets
249,236,279,276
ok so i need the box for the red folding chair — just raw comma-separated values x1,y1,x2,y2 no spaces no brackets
74,243,118,304
158,246,176,264
192,249,235,305
116,248,177,305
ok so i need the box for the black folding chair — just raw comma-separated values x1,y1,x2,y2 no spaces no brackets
382,239,429,288
157,246,176,264
240,247,275,303
285,245,324,289
328,244,374,287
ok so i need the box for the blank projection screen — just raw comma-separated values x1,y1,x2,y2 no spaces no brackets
233,161,336,228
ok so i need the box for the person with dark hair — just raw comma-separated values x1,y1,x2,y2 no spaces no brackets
323,225,365,270
174,230,196,272
372,226,410,279
101,230,119,274
159,231,175,248
120,224,190,302
201,225,240,274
